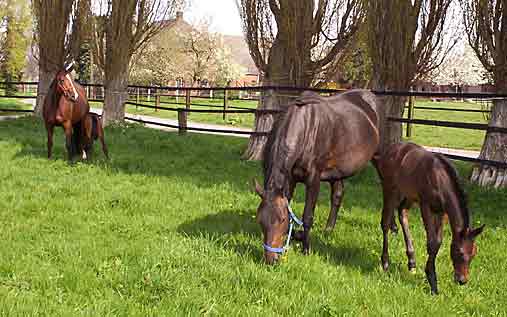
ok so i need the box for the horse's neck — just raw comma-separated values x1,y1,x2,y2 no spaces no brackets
444,192,469,237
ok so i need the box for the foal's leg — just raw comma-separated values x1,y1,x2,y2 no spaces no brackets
301,176,321,255
381,189,398,271
422,205,444,295
46,124,54,159
398,202,416,272
325,180,344,232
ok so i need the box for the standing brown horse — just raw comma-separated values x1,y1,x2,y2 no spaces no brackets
82,112,109,159
254,90,382,264
376,142,484,294
42,62,89,160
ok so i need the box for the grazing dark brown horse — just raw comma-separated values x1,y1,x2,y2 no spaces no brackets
42,63,90,160
376,142,484,294
82,112,109,159
254,89,382,264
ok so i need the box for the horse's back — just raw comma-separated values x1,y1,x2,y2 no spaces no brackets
283,89,380,179
379,142,453,207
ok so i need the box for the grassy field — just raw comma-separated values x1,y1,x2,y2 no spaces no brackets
0,98,34,116
1,116,506,316
404,99,488,151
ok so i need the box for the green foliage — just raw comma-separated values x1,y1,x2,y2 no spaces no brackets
0,0,31,94
0,115,506,315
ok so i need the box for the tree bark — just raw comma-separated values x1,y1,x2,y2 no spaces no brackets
375,95,406,152
34,69,58,116
242,36,308,160
32,0,74,116
103,66,129,124
470,99,507,187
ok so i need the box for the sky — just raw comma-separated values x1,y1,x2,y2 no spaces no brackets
186,0,243,36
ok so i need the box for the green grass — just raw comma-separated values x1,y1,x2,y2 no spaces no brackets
403,99,487,151
1,116,506,315
0,98,33,116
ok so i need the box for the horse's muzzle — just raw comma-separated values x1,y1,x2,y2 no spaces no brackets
264,252,280,265
455,273,468,285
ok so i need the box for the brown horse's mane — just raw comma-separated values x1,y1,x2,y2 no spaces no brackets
435,154,470,229
45,78,59,109
263,109,290,194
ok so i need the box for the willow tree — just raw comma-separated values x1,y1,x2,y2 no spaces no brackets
367,0,456,151
93,0,181,124
462,0,507,187
238,0,364,160
32,0,75,115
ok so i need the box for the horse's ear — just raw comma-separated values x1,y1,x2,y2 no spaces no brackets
252,178,264,198
469,224,485,240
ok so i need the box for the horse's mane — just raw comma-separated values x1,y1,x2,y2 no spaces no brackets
44,78,58,109
262,110,290,192
436,154,470,228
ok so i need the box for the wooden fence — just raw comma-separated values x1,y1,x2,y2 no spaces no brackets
1,81,507,168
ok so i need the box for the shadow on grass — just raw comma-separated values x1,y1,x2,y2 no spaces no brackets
177,209,380,273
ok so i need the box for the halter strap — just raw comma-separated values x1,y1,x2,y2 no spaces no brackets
65,74,79,101
263,200,303,254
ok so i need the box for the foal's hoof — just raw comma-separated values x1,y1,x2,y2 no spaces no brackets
409,267,417,274
390,225,398,235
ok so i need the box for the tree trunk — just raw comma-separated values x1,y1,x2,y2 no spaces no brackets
242,89,277,160
470,99,507,187
34,69,57,115
103,65,129,124
242,34,312,160
376,95,406,153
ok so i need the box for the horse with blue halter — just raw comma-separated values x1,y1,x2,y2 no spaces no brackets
254,89,384,264
376,142,484,295
42,62,90,160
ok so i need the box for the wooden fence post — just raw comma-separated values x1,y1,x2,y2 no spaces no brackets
185,89,191,112
223,88,229,120
406,95,414,137
178,109,187,135
155,89,160,112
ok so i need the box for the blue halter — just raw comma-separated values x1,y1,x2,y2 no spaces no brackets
263,202,303,254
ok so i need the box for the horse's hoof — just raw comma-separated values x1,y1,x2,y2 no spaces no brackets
431,289,439,295
381,260,389,271
409,267,416,274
